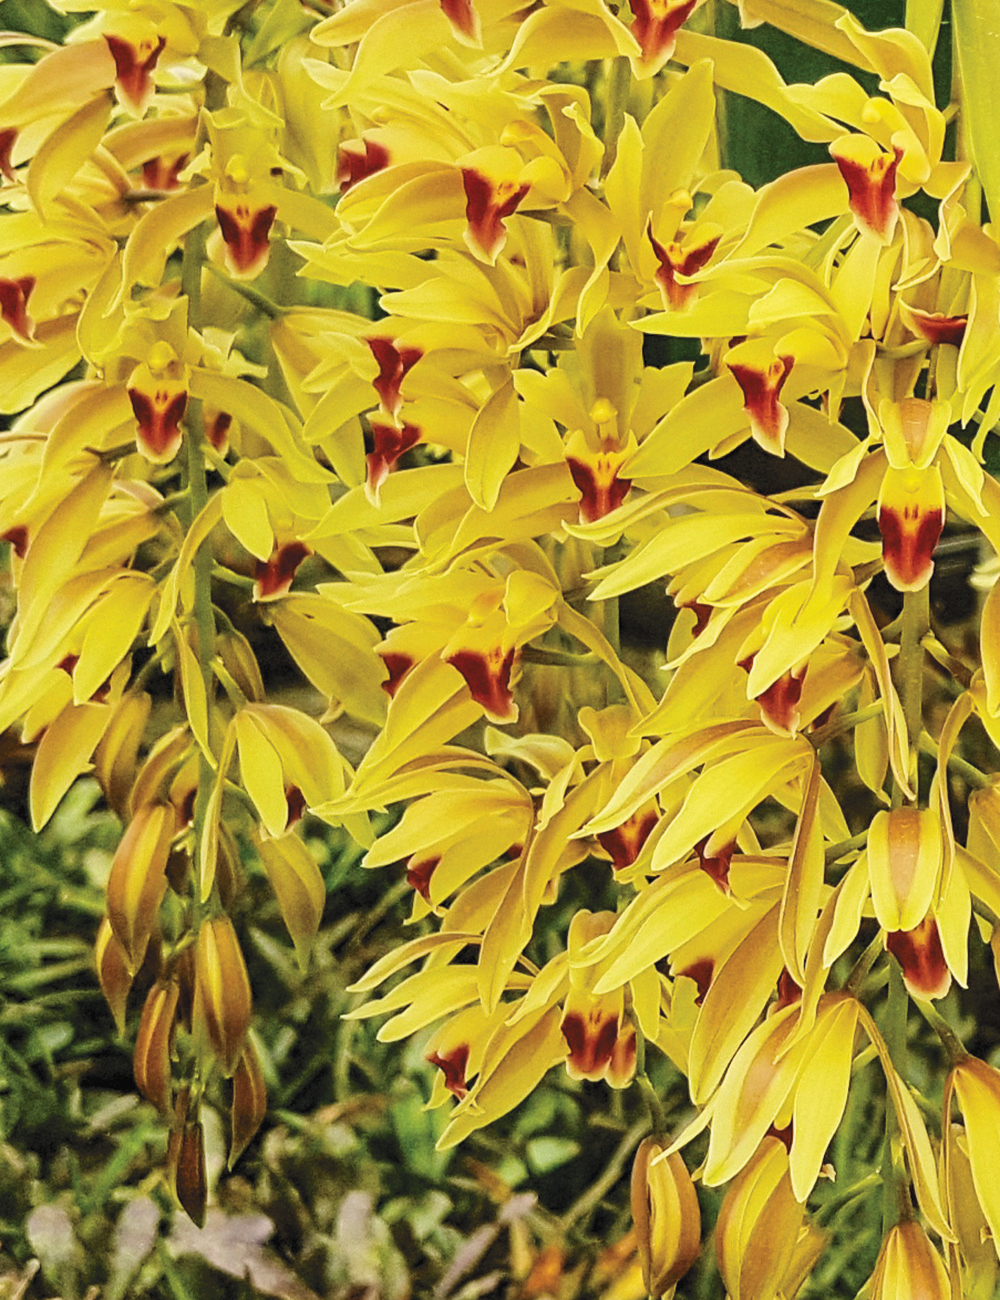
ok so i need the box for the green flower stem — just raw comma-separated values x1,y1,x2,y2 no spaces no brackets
825,829,869,867
882,958,910,1232
897,585,929,800
181,213,219,911
918,730,992,789
204,261,286,318
913,997,967,1066
810,701,885,748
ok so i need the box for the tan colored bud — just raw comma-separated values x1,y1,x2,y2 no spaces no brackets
106,802,174,972
631,1139,701,1298
217,626,265,703
869,1220,950,1300
868,805,942,933
167,1090,207,1228
95,916,133,1034
133,979,179,1114
193,913,253,1076
215,822,244,910
94,691,151,818
230,1039,267,1168
716,1136,805,1300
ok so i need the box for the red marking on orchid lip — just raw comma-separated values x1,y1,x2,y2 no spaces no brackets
377,650,415,698
756,667,805,735
253,541,312,602
0,276,35,341
367,421,422,497
2,525,27,559
906,310,968,348
366,337,422,420
562,1009,619,1078
142,153,188,191
428,1044,470,1098
695,836,733,893
440,0,478,39
128,386,187,462
206,410,232,454
597,808,658,870
215,203,277,277
647,223,720,310
877,502,943,592
104,33,166,112
887,915,950,1000
0,128,17,183
728,355,794,455
447,646,517,722
775,968,802,1011
832,142,903,243
462,168,529,262
629,0,698,66
677,958,713,1005
405,855,439,903
57,653,80,676
337,138,390,193
566,453,632,524
767,1121,793,1153
285,784,307,830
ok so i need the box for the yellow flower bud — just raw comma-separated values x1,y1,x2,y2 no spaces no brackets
630,1138,701,1299
94,916,133,1034
192,913,253,1077
716,1136,804,1300
133,979,179,1115
105,802,174,973
868,1221,950,1300
230,1039,268,1168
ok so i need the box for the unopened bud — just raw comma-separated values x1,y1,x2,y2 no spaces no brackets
167,1090,207,1227
716,1136,804,1300
95,916,133,1034
106,802,174,972
869,1220,949,1300
230,1039,267,1167
631,1138,701,1298
134,979,179,1114
193,913,253,1076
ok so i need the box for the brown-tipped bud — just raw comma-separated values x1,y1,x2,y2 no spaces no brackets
193,913,253,1076
168,1090,207,1228
106,802,174,973
217,626,265,703
94,691,152,818
230,1039,267,1168
631,1139,701,1298
716,1136,805,1300
133,979,179,1114
95,916,133,1034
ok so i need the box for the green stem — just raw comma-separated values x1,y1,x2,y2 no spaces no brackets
810,701,885,748
825,830,869,867
181,215,218,910
918,731,992,789
897,586,929,801
882,959,910,1232
204,261,286,318
913,997,967,1067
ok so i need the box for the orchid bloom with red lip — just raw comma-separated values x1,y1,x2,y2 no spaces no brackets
875,398,948,593
104,30,166,116
725,341,794,456
127,340,188,465
830,135,903,245
337,138,391,194
629,0,702,75
647,220,722,311
253,542,312,603
214,156,277,280
460,147,532,264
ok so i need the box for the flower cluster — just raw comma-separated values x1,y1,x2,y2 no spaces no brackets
3,0,1000,1289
